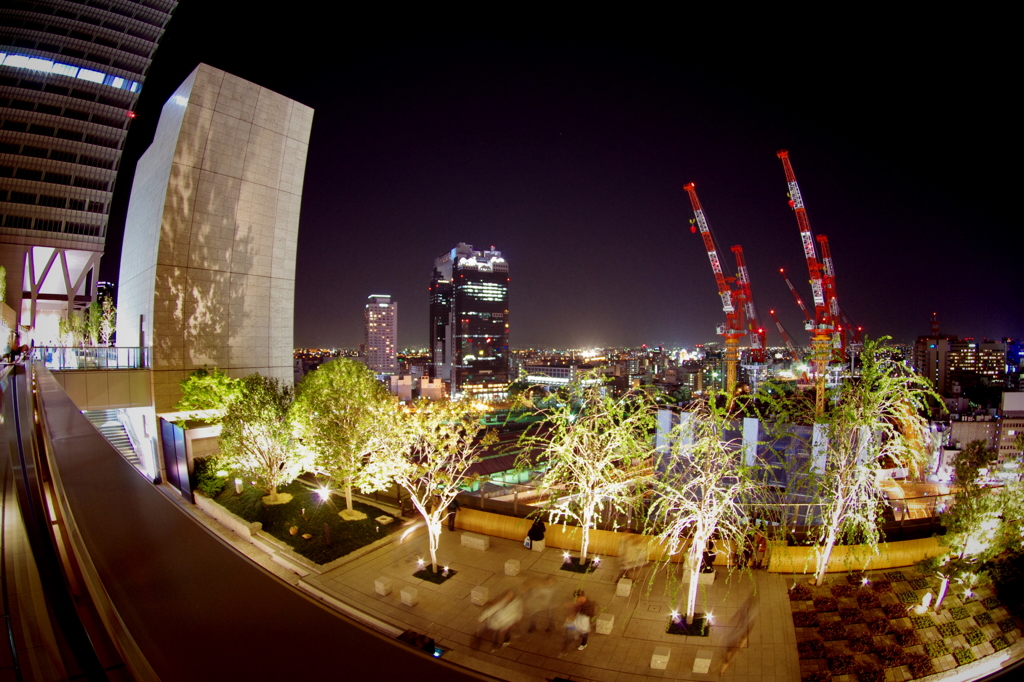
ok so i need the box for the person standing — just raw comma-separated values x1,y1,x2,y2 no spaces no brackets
562,589,596,653
524,575,557,633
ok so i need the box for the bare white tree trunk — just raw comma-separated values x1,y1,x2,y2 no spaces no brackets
814,526,839,586
344,475,354,512
686,537,706,624
427,516,441,573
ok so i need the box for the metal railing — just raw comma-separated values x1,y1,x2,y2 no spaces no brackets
31,346,149,370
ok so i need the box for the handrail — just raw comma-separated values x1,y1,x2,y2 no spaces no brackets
31,346,149,370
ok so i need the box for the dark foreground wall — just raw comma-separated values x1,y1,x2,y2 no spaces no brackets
35,364,488,681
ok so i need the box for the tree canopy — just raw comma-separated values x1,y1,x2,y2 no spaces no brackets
219,374,310,504
176,366,241,418
293,358,395,512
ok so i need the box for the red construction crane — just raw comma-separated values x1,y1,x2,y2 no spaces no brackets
777,150,834,414
732,245,767,364
769,308,801,362
779,267,812,326
684,182,745,395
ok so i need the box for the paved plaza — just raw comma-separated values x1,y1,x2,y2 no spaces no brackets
179,495,1022,682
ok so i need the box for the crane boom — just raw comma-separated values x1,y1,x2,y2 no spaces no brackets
780,268,812,324
777,150,834,414
769,309,801,362
684,182,734,315
684,182,745,395
732,245,766,364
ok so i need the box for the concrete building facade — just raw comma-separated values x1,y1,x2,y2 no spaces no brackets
117,64,312,411
364,294,397,375
0,0,176,342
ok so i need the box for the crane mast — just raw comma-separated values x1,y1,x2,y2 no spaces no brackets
732,245,766,364
684,182,745,395
777,150,834,414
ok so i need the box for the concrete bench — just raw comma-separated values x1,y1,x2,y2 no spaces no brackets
651,645,671,670
375,577,392,596
461,533,490,551
401,586,419,607
616,578,632,597
471,585,489,606
595,612,614,635
693,648,712,674
505,559,520,576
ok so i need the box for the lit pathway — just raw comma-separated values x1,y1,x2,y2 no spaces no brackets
304,527,800,682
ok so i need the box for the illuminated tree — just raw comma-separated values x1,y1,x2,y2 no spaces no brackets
776,339,936,586
648,394,759,624
374,399,494,573
219,374,311,504
98,298,116,345
292,358,395,518
176,366,241,419
922,440,1021,609
520,382,657,564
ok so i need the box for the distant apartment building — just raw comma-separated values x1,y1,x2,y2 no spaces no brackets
364,294,397,375
0,1,177,342
428,242,509,400
914,335,1007,396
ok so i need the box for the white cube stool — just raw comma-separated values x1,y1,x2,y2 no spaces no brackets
616,578,632,597
693,648,712,674
375,577,393,596
595,612,614,635
531,537,546,552
651,646,671,670
461,533,490,550
698,569,716,585
505,559,521,576
400,586,419,606
471,585,489,606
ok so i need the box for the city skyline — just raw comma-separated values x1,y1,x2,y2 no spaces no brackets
99,10,1018,350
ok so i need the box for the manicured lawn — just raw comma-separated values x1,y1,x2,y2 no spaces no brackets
213,479,402,564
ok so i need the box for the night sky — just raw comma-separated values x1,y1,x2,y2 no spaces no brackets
102,10,1018,350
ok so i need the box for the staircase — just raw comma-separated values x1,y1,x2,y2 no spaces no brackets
84,410,142,470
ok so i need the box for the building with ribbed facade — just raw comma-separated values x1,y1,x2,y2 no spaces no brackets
365,294,397,375
117,63,313,411
0,0,177,343
428,242,509,400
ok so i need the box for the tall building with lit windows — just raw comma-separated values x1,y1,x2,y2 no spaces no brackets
428,242,509,400
0,1,177,342
365,294,397,375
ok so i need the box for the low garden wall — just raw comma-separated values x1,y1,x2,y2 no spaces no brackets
454,508,949,573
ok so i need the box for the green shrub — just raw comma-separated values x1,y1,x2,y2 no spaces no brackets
907,653,935,677
911,615,934,630
193,456,229,497
893,628,920,647
964,628,985,646
885,571,907,582
925,641,949,657
814,597,838,612
848,635,873,652
949,605,970,620
897,590,919,604
975,612,993,625
998,618,1016,633
793,612,819,627
982,596,1000,609
871,579,892,592
909,578,930,590
831,584,856,597
991,635,1008,651
953,648,975,665
790,583,813,601
797,638,825,659
937,621,962,637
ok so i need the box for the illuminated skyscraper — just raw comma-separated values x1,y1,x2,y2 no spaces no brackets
365,294,397,375
428,242,509,400
0,1,177,341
